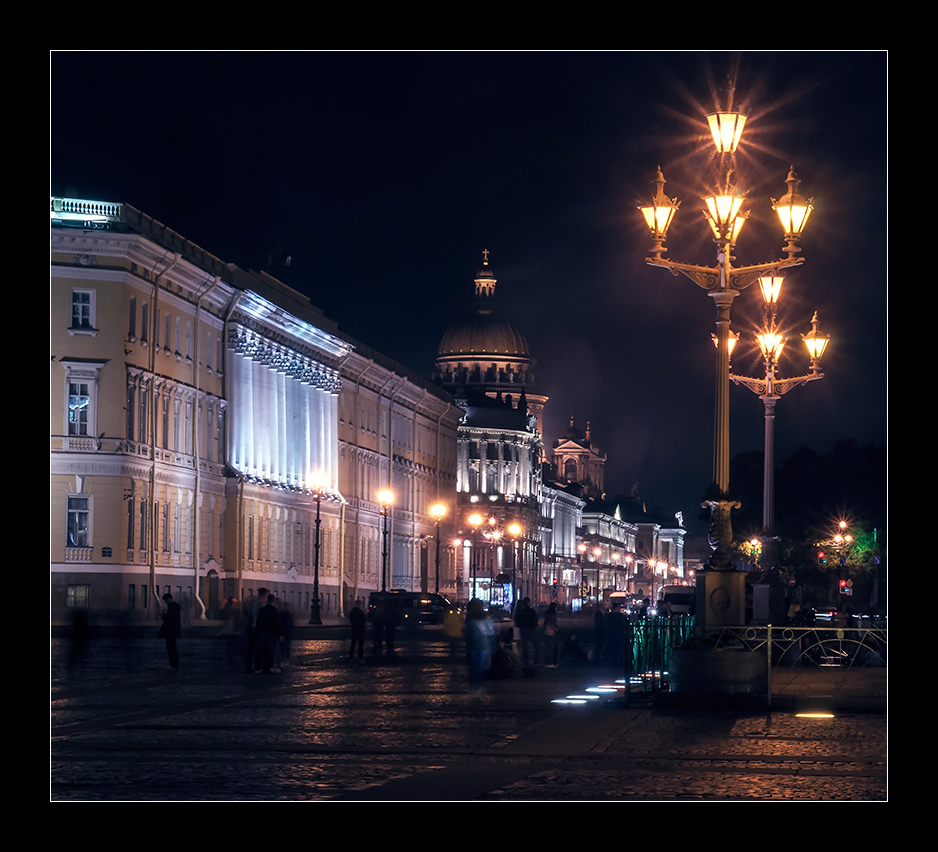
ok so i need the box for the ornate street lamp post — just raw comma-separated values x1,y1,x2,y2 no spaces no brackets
430,503,446,594
378,490,394,592
308,474,326,625
729,278,830,563
593,546,602,604
508,522,522,607
638,97,813,626
468,513,483,600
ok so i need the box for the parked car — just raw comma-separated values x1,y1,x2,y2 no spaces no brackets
367,590,456,625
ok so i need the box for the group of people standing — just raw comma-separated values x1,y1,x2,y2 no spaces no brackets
156,589,296,675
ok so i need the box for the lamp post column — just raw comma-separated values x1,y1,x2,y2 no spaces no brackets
430,504,446,595
378,491,393,593
762,395,777,536
309,487,323,625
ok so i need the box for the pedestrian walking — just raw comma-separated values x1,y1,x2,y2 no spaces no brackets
244,587,268,673
542,602,560,667
605,601,627,667
465,598,495,691
159,593,182,671
255,594,280,675
593,603,607,663
219,597,243,667
348,604,366,661
514,597,539,666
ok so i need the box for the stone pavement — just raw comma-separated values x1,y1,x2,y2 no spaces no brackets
50,627,887,801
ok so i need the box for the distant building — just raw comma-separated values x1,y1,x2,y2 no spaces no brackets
434,252,548,438
434,255,543,607
552,417,607,499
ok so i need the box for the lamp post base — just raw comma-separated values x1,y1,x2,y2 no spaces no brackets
308,598,322,626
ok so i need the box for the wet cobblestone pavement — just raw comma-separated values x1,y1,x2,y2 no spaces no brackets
51,633,887,801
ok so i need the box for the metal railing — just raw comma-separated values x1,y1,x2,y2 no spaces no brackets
625,617,886,706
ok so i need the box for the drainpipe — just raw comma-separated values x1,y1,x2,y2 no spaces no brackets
149,252,181,620
189,275,226,619
345,357,372,612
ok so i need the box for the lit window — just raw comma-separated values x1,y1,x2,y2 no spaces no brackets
70,289,97,335
67,495,91,548
66,584,91,608
62,361,106,441
68,381,91,436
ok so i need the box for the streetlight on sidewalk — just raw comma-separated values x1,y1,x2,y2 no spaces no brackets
729,278,830,563
508,522,523,607
308,473,327,625
378,490,394,592
638,93,814,626
468,512,483,600
430,503,446,594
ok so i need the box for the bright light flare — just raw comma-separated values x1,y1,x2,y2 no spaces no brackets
772,167,813,237
757,331,785,361
759,276,784,305
707,111,747,154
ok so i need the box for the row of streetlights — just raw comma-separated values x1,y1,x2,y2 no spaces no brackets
307,481,685,616
577,544,679,602
307,485,447,624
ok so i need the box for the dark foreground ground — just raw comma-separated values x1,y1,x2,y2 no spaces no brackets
51,623,886,801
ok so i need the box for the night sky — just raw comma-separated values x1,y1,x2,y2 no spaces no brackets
51,51,887,538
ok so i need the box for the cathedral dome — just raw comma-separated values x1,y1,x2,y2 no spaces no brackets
560,422,584,442
436,252,531,358
437,312,530,357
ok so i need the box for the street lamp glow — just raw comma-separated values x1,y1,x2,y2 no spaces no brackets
802,312,831,365
712,329,739,359
773,167,814,245
707,110,747,154
309,470,328,493
378,489,394,592
757,331,785,361
430,503,446,520
638,167,680,258
703,190,746,242
759,276,785,305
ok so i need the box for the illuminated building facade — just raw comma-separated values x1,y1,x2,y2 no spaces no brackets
51,197,459,622
551,418,607,499
434,256,543,605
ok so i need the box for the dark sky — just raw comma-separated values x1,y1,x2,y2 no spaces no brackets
51,51,887,538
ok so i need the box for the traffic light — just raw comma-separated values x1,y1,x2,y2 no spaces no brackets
839,579,847,594
818,551,827,566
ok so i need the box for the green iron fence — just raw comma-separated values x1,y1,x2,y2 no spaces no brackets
625,618,886,707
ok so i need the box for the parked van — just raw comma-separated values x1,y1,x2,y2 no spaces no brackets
367,590,456,625
658,584,696,615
